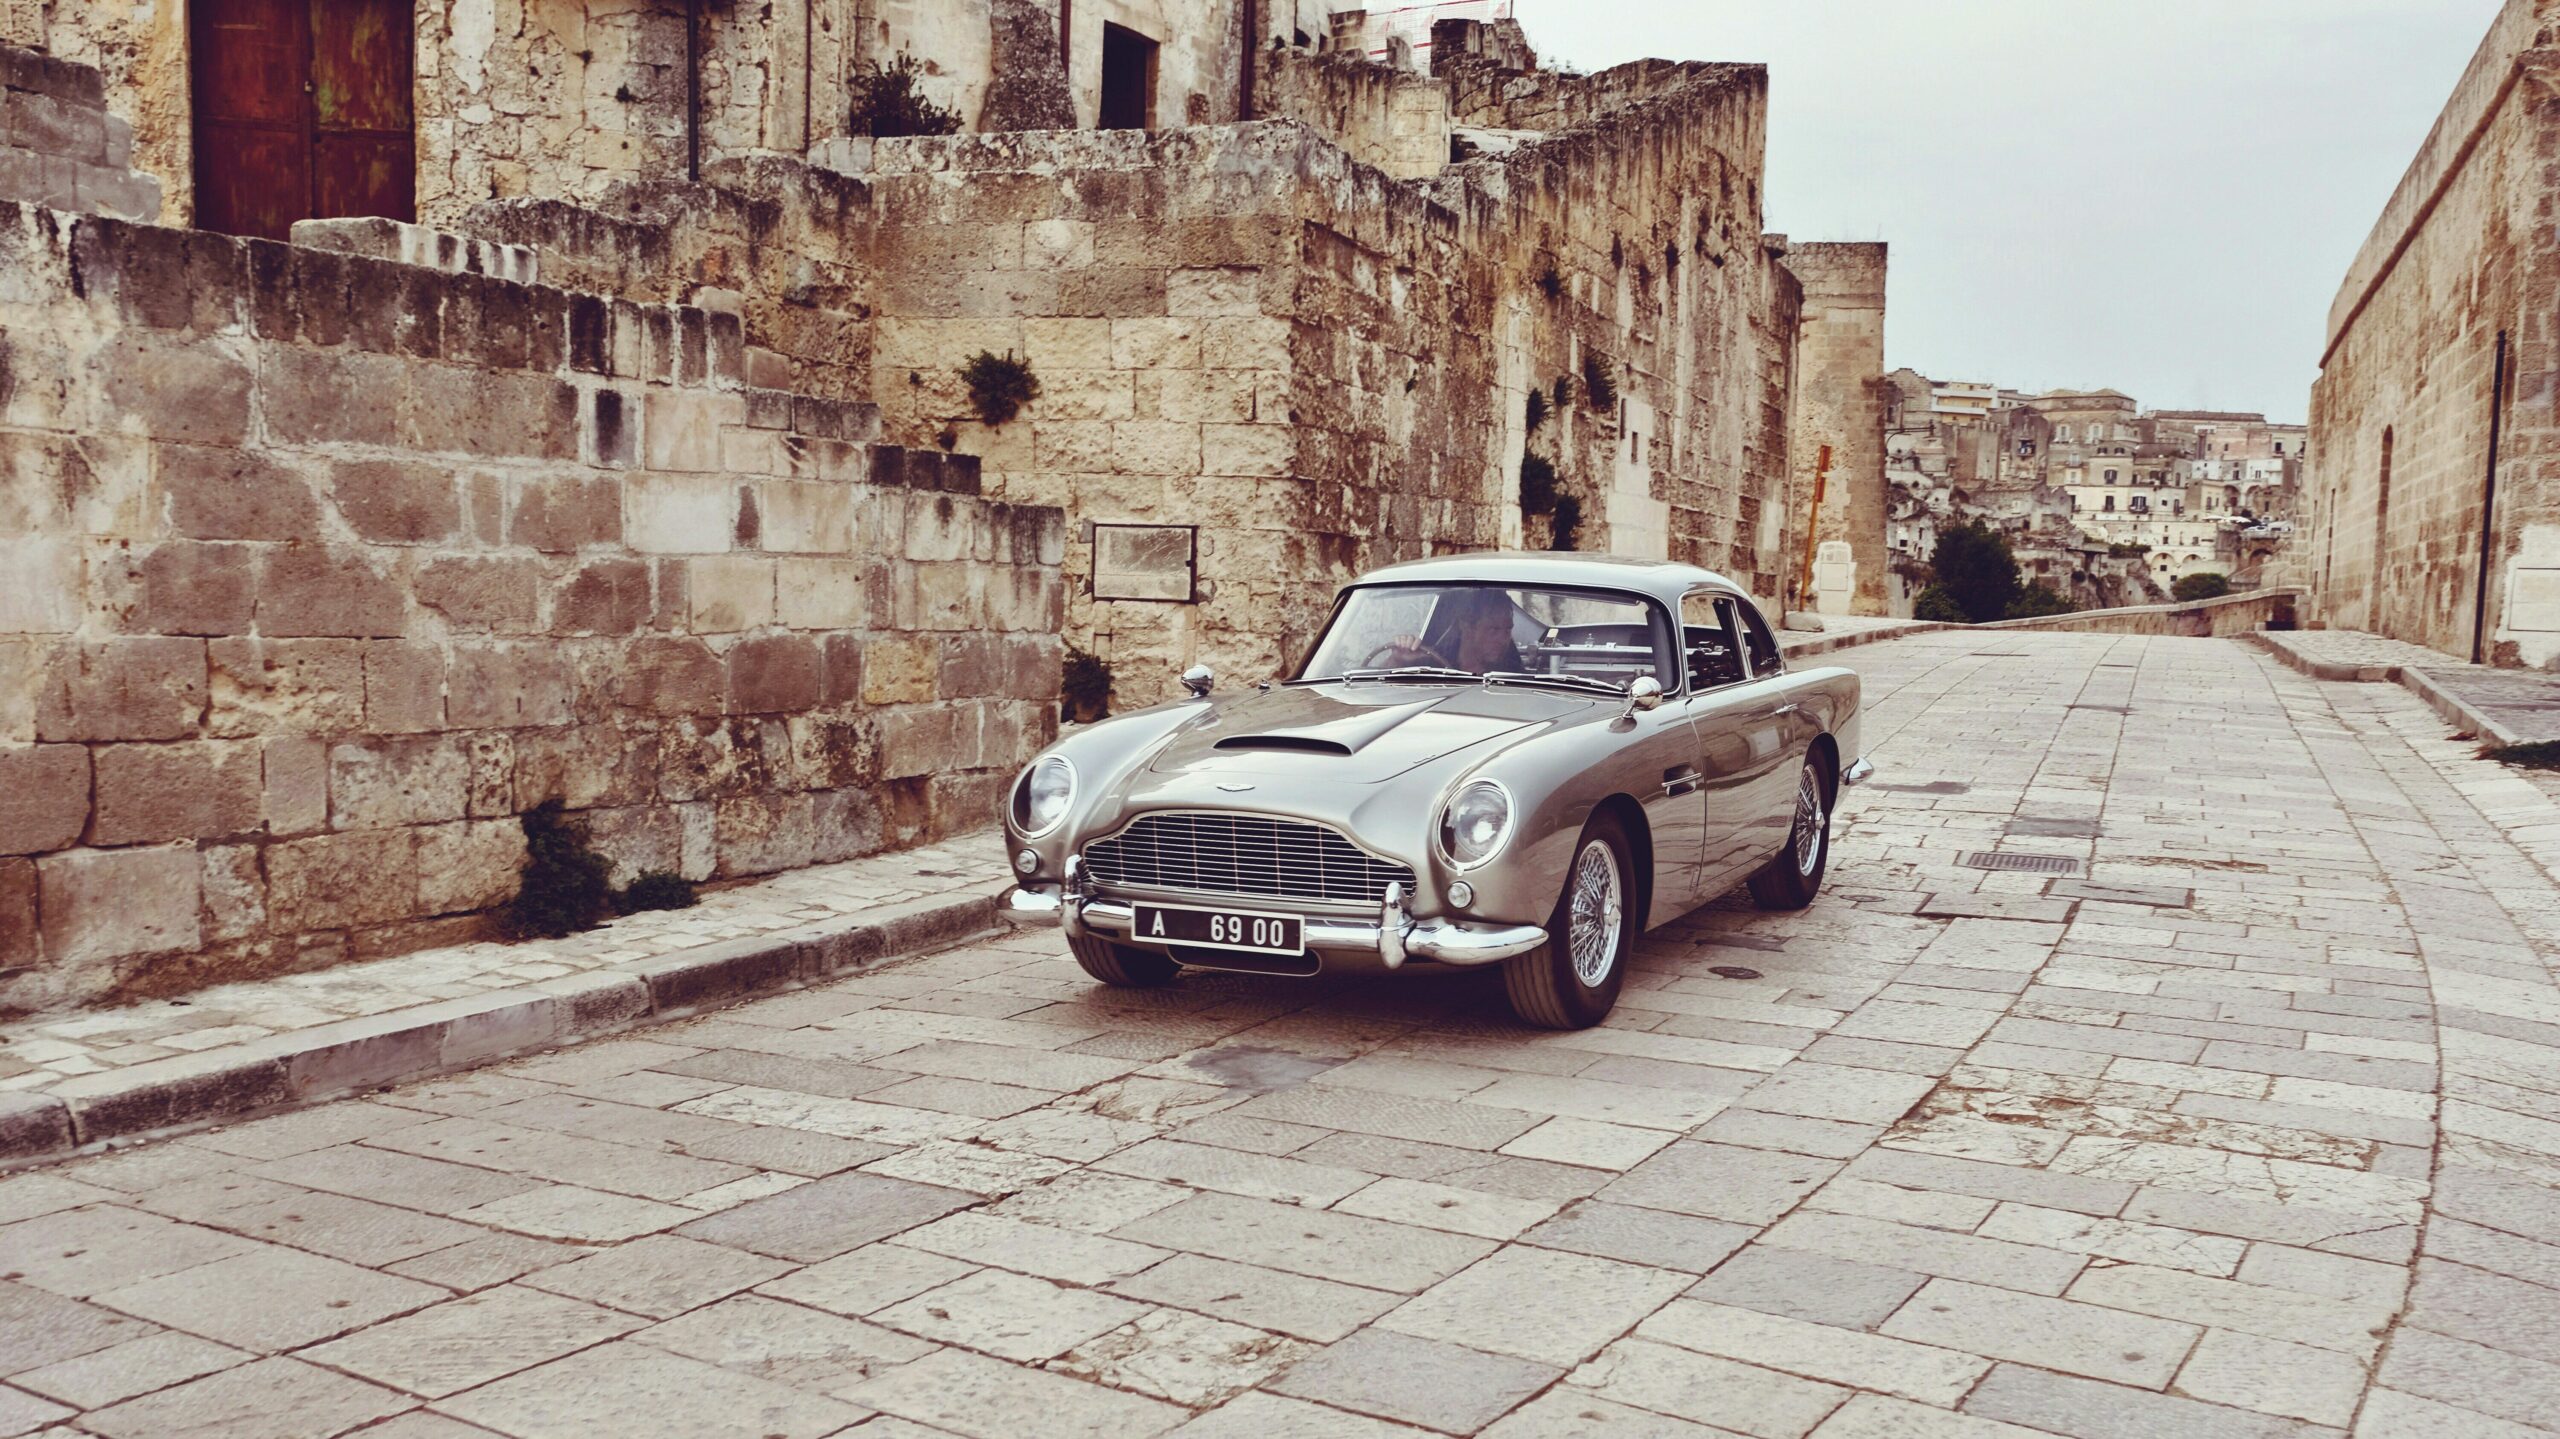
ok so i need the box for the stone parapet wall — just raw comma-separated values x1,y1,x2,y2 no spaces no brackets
1983,588,2302,639
0,41,157,221
1780,241,1889,617
1257,47,1452,180
0,199,1064,1016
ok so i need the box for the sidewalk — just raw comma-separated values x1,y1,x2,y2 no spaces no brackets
0,835,1012,1164
2250,627,2560,747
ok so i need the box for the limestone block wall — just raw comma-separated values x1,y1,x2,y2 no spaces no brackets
2307,0,2560,669
1780,241,1889,617
0,41,158,221
0,201,1064,1015
1257,47,1452,180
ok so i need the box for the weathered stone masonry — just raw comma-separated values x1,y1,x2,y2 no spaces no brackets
0,103,1064,1014
2308,0,2560,668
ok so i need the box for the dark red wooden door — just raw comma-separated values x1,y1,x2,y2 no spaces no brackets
191,0,413,240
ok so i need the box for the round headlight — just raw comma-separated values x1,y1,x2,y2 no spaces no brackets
1015,756,1075,837
1440,781,1513,868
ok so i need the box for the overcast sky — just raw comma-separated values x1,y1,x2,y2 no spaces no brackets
1513,0,2496,423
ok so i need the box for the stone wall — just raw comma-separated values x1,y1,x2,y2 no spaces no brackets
0,190,1063,1015
1257,46,1451,180
859,61,1799,704
2306,0,2560,669
1982,588,2302,640
0,40,157,221
1779,241,1888,617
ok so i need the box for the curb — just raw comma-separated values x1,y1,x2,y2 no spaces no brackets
1780,622,1959,660
2243,634,2525,749
1,879,1010,1170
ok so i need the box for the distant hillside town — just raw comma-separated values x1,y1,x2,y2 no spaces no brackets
1879,373,2304,617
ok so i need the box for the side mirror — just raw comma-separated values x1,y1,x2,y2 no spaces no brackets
1621,675,1664,718
1181,664,1214,698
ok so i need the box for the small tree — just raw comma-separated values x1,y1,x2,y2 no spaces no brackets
2172,571,2232,602
1912,586,1968,624
848,54,962,138
2006,582,2077,620
1928,519,2021,624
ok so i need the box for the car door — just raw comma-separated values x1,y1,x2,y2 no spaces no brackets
1669,589,1760,908
1710,596,1815,883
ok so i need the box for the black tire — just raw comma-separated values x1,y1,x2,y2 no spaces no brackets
1068,932,1180,987
1748,752,1833,911
1503,812,1635,1030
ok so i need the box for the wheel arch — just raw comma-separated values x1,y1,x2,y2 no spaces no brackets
1808,732,1842,802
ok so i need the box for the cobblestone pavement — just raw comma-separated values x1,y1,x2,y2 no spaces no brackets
6,631,2560,1439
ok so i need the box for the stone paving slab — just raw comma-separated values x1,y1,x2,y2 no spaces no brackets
2250,627,2560,746
3,631,2560,1437
0,838,1013,1163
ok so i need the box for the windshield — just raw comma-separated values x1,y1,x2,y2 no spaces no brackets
1298,583,1672,687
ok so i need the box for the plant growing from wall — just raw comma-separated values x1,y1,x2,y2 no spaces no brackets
1062,645,1112,724
1524,387,1548,434
1664,240,1681,276
614,871,698,915
848,53,963,138
503,799,615,939
959,350,1041,425
2485,740,2560,771
2171,571,2231,602
1610,235,1625,269
1551,376,1574,412
1519,453,1559,515
1548,493,1584,551
1537,266,1563,301
1581,352,1618,414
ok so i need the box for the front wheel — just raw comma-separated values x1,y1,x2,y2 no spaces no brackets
1069,933,1180,987
1748,753,1832,911
1503,814,1634,1030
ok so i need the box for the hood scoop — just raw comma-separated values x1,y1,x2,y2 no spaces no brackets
1206,696,1444,758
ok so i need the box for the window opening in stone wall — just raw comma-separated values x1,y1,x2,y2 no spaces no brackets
190,0,415,240
1100,22,1159,130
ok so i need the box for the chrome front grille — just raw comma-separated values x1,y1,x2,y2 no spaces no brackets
1082,812,1416,906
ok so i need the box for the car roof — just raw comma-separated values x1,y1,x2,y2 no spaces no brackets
1346,552,1749,608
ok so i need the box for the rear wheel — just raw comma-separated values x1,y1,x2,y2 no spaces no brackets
1503,813,1633,1030
1068,932,1180,987
1748,753,1832,911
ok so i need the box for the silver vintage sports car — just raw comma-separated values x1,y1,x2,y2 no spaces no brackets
1000,554,1873,1029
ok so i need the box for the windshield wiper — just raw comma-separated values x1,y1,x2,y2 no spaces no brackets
1337,666,1483,685
1482,670,1627,696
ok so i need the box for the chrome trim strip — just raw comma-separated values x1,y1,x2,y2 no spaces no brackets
1073,896,1547,969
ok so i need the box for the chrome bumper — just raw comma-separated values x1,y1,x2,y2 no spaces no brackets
1842,756,1876,787
1001,882,1547,970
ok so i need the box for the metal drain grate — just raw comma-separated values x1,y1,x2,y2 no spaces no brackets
1961,851,2082,875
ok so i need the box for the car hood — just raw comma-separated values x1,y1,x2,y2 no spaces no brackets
1141,682,1596,784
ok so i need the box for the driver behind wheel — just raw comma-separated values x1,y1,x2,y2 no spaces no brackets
1389,589,1524,674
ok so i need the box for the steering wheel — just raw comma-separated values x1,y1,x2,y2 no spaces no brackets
1362,637,1453,669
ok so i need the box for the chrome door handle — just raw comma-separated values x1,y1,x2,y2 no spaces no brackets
1768,702,1800,718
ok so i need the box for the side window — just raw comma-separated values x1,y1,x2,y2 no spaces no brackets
1722,597,1782,678
1679,591,1744,692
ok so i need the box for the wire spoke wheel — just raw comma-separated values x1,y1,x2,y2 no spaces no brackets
1792,762,1826,877
1567,838,1624,987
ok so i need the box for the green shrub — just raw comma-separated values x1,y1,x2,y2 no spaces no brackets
1928,519,2021,624
614,871,698,915
1912,586,1969,624
2171,572,2232,602
1581,352,1618,413
2108,542,2150,558
1062,646,1111,724
1519,453,1559,515
958,350,1041,425
503,799,614,940
1524,387,1548,434
1549,493,1583,551
2005,583,2077,619
848,53,962,138
1551,375,1574,412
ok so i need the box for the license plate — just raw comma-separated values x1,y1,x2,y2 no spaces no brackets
1131,903,1304,956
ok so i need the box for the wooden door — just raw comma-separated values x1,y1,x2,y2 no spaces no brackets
191,0,413,239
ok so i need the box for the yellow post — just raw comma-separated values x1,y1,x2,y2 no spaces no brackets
1796,443,1832,612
